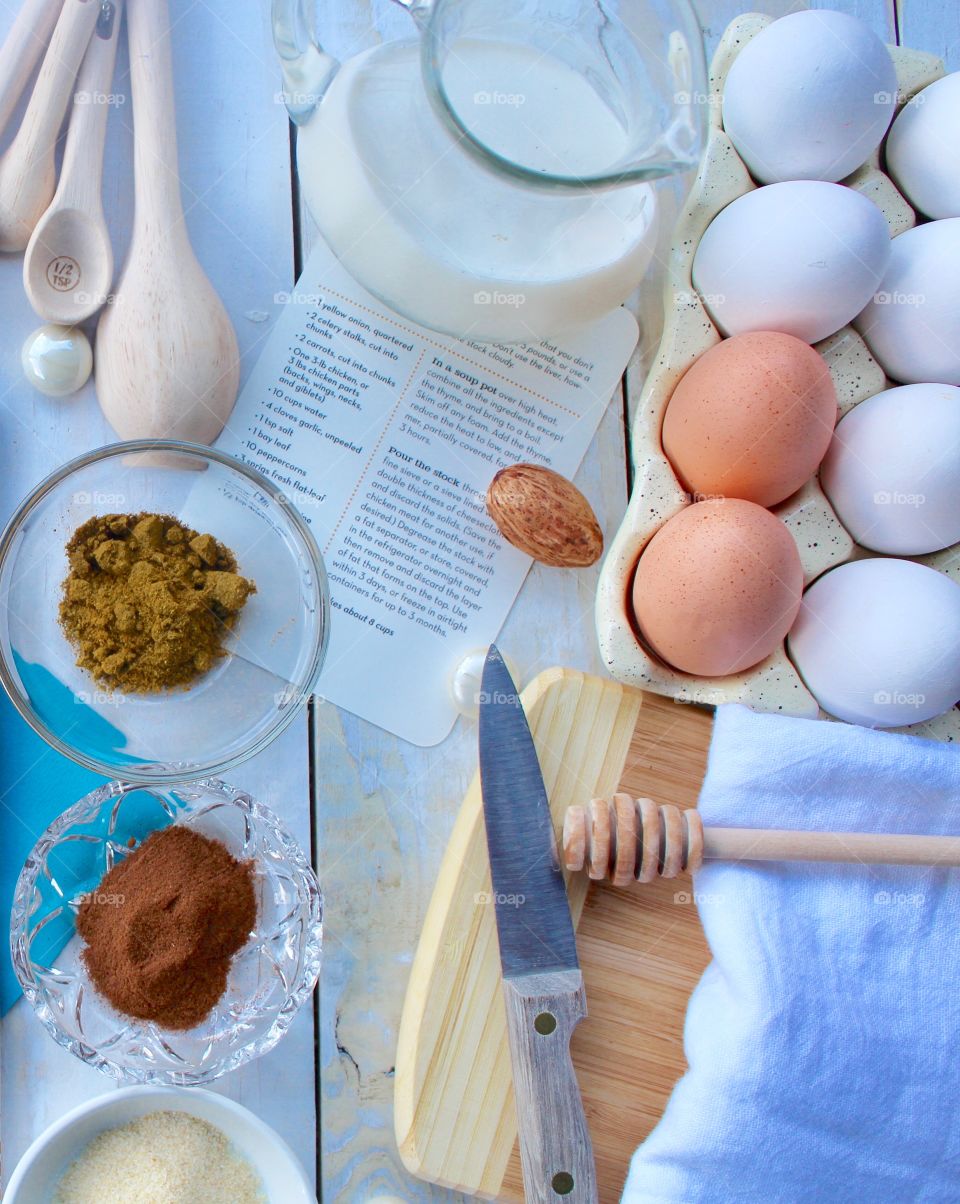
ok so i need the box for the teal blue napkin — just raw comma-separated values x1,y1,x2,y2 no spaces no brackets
1,659,134,1014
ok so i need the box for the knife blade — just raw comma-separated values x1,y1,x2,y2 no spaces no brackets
479,646,598,1204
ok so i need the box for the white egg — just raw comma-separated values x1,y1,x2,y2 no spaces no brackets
21,324,92,397
856,219,960,385
821,384,960,555
692,182,890,343
787,558,960,727
886,73,960,219
722,11,897,185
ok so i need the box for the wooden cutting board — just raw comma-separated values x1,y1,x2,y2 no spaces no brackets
394,668,713,1201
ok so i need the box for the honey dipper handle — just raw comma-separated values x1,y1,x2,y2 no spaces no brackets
704,827,960,868
563,799,960,883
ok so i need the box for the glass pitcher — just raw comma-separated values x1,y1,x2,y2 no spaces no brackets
272,0,706,343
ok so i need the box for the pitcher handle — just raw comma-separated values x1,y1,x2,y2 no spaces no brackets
391,0,434,26
271,0,338,125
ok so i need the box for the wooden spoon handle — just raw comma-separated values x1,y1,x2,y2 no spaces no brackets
10,0,100,164
563,798,960,883
0,0,64,136
127,0,183,224
57,0,122,209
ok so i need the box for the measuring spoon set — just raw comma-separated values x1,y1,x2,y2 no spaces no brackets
4,0,238,440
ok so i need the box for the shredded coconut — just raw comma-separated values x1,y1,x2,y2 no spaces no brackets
53,1110,266,1204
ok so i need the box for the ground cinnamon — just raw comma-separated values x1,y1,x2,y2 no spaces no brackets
77,826,257,1031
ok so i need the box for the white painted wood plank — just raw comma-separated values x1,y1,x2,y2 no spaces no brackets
300,6,628,1199
896,0,960,67
0,0,316,1192
311,397,628,1203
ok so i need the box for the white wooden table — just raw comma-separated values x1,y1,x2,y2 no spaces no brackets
1,1,957,1201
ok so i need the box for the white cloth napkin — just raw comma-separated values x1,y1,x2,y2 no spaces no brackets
622,703,960,1203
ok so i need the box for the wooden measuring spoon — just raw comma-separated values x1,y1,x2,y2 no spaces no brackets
0,0,100,251
95,0,239,442
24,0,122,322
0,0,65,138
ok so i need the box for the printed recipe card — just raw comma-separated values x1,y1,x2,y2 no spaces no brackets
213,240,637,744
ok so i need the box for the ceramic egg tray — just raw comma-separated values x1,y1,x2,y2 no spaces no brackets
596,12,959,741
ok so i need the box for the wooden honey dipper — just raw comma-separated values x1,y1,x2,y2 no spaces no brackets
563,794,960,886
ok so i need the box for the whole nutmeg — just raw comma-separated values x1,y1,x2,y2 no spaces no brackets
486,464,603,567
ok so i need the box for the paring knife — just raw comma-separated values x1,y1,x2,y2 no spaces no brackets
479,646,598,1204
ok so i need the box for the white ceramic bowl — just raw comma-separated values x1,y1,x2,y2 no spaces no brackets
4,1086,315,1203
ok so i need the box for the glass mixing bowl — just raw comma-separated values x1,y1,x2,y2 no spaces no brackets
11,779,323,1086
0,440,329,782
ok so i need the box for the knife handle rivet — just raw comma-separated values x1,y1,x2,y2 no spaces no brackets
533,1011,557,1035
552,1171,575,1195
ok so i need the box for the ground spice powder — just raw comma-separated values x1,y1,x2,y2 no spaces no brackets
59,512,256,693
77,826,258,1031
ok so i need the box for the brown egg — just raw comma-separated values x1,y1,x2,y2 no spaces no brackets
662,331,837,507
631,500,803,676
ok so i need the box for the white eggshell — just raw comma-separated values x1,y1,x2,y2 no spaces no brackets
886,73,960,219
821,383,960,554
856,219,960,385
787,558,960,727
722,11,897,185
692,182,891,344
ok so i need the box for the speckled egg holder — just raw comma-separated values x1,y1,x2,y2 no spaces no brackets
596,12,958,740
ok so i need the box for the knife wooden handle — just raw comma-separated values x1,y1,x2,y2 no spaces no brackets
502,968,598,1204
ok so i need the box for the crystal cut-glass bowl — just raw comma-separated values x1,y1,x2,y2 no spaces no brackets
11,779,322,1085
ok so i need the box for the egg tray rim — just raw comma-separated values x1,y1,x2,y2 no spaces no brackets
594,10,958,741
